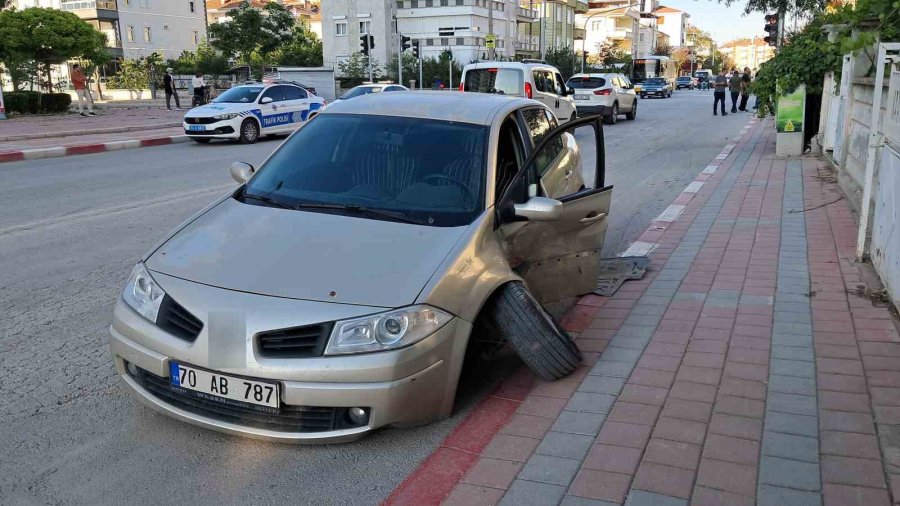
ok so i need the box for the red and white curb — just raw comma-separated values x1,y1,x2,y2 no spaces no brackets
0,135,189,164
382,116,761,505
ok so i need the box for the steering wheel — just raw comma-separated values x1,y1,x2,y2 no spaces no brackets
422,174,474,204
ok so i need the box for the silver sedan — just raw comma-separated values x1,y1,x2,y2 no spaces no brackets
110,91,613,443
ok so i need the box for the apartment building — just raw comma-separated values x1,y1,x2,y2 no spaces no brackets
719,37,775,72
207,0,320,35
577,5,639,56
14,0,207,60
533,0,587,55
653,5,689,47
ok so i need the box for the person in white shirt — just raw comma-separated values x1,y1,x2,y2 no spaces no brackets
191,71,206,107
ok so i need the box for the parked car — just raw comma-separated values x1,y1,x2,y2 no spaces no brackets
675,76,695,90
565,73,637,125
640,77,673,98
183,82,324,144
460,61,578,123
110,92,612,443
334,84,409,103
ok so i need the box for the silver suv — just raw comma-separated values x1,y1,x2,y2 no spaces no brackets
566,73,637,125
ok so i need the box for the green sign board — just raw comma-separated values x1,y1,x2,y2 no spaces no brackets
776,84,805,133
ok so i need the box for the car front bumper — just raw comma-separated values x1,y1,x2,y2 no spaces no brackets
109,286,471,443
183,117,242,139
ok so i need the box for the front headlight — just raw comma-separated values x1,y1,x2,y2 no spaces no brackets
122,263,166,323
212,113,238,120
324,305,453,355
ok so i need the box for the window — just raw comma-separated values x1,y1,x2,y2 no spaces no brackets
335,21,347,36
127,25,135,42
189,1,194,12
282,86,304,100
143,26,151,42
495,118,525,202
192,30,200,44
260,86,285,103
639,33,644,41
532,70,553,93
359,20,371,35
554,73,566,96
123,0,130,4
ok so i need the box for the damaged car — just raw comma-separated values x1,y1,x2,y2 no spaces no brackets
109,91,612,443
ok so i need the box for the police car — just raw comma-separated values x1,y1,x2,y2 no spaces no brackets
183,82,324,144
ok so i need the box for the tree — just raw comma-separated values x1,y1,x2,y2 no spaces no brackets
544,46,577,80
0,8,106,90
653,42,672,56
276,25,324,67
338,52,383,85
595,41,630,68
671,46,692,72
107,58,151,98
720,0,824,16
386,51,419,85
208,1,294,77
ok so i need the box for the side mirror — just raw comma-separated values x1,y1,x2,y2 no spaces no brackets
260,96,273,104
230,161,254,184
513,196,563,222
567,86,576,96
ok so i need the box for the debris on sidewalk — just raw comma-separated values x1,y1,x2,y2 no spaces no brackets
593,256,650,296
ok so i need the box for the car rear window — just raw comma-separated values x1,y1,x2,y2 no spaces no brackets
647,78,666,84
463,68,523,96
567,77,606,89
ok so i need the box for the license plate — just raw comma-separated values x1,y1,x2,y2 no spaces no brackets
575,95,591,100
188,125,206,131
169,362,279,409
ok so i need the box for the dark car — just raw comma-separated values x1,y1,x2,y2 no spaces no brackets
640,77,672,99
676,76,695,90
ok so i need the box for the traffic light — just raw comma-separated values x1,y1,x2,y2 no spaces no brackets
360,35,374,55
763,14,778,47
412,40,420,59
401,35,411,52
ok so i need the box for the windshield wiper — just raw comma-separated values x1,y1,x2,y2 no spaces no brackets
241,192,294,210
293,202,428,225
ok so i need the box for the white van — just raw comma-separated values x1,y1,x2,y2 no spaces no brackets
460,61,578,123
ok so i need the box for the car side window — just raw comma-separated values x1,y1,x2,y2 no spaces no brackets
554,73,566,96
521,107,562,177
282,86,302,100
260,86,284,103
495,117,526,203
532,70,547,93
385,86,402,92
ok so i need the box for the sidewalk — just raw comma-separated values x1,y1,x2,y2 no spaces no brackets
0,107,186,163
386,117,900,506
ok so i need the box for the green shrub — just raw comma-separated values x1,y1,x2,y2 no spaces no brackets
4,90,41,113
41,93,72,112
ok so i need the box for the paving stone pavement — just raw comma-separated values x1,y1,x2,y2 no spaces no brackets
440,118,900,506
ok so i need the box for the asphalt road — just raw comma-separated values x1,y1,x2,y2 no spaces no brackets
0,90,750,505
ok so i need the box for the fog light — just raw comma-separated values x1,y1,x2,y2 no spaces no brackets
125,361,138,377
347,407,369,425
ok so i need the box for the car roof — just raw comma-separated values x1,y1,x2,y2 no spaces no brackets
569,73,616,79
321,91,534,125
464,61,560,72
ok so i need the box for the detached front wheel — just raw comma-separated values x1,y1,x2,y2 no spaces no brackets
483,282,582,381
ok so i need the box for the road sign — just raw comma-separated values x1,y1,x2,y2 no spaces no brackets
485,34,496,49
776,85,805,133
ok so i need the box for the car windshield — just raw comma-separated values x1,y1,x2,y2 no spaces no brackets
242,114,488,227
213,86,264,103
567,77,606,89
340,86,382,99
647,78,666,85
463,68,523,95
677,77,691,81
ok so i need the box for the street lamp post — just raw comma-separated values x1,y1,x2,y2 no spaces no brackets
579,1,640,73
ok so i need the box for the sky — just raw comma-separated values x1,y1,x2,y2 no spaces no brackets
661,0,766,44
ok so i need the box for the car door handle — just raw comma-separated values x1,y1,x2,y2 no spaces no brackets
579,212,607,224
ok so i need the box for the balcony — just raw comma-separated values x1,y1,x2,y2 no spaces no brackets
574,27,586,40
517,5,539,21
575,0,589,13
60,0,119,20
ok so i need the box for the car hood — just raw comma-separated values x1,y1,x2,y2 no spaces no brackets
185,103,253,117
145,197,469,308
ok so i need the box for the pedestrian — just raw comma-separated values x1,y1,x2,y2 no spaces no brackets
713,69,728,116
191,71,206,107
729,67,741,113
70,63,97,117
163,67,181,111
738,66,752,112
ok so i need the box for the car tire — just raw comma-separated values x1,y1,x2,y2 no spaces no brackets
626,101,637,120
483,281,582,381
604,103,618,125
239,119,260,144
192,138,211,144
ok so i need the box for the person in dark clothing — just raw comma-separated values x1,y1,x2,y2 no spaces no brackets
738,66,752,111
713,69,728,116
163,68,181,110
729,68,741,113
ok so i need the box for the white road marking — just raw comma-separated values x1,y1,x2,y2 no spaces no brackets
684,181,705,193
702,165,718,174
655,204,685,222
621,241,657,257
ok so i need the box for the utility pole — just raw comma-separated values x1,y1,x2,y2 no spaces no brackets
398,36,403,86
488,0,494,60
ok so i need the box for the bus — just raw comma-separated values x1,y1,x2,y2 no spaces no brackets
630,56,678,93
